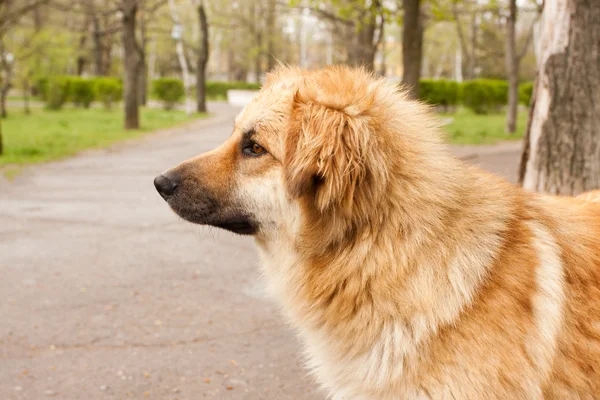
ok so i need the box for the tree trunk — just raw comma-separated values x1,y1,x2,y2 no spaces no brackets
255,32,263,83
505,0,518,134
253,3,263,83
122,0,140,130
378,20,386,77
92,23,104,75
76,13,89,76
139,59,147,106
139,7,148,106
0,88,7,119
24,79,30,115
91,0,104,76
0,48,10,119
195,0,209,113
168,0,194,114
266,0,276,72
467,11,478,79
33,4,43,31
520,0,600,195
402,0,423,99
348,15,377,71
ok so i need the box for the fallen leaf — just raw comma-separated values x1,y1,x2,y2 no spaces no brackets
226,386,234,390
203,378,211,383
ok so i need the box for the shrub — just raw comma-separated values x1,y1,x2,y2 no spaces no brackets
33,76,50,100
45,77,71,110
519,82,534,106
152,78,185,110
70,78,96,108
94,78,122,110
205,81,261,100
419,79,460,111
461,79,508,114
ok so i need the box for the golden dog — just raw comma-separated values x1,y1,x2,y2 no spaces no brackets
154,66,600,399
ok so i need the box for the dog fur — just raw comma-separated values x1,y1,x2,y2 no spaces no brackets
157,66,600,399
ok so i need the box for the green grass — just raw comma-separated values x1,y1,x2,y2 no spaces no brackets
441,108,527,145
0,107,205,167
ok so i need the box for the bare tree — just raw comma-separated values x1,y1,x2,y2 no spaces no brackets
452,3,479,80
138,2,148,105
266,0,276,72
252,2,264,83
0,0,50,155
0,40,12,119
402,0,423,99
136,0,166,105
193,0,208,113
168,0,194,114
505,0,536,134
120,0,142,129
519,0,600,194
306,1,385,71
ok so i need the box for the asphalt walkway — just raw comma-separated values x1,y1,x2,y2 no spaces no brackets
0,103,521,399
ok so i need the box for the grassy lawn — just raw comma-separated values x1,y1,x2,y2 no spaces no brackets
441,108,528,145
0,107,205,168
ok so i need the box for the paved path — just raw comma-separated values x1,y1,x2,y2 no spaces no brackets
0,103,521,400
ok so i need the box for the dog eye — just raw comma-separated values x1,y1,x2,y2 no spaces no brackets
243,142,267,157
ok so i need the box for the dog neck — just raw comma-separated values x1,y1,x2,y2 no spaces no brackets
256,155,514,394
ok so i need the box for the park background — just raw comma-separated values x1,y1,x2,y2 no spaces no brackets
1,0,599,399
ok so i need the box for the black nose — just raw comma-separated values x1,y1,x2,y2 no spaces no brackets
154,173,180,199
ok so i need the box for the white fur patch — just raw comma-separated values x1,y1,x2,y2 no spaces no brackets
525,220,565,376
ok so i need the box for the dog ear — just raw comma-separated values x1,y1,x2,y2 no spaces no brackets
283,88,372,215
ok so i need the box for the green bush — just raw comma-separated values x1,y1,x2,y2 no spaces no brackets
94,78,122,110
461,79,508,114
45,77,71,110
33,76,50,100
519,82,534,106
152,78,185,110
70,78,96,108
419,79,460,111
205,81,261,100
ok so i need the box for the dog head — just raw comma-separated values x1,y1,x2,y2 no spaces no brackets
154,66,440,243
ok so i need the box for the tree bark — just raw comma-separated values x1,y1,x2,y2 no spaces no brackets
505,0,518,134
468,11,478,78
168,0,193,114
195,0,209,113
402,0,423,99
102,2,113,75
0,89,7,119
0,40,11,119
253,2,263,83
92,14,104,75
139,5,148,106
24,78,30,115
254,31,263,83
122,0,141,129
347,12,378,71
266,0,276,72
76,33,88,76
520,0,600,195
453,5,477,80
